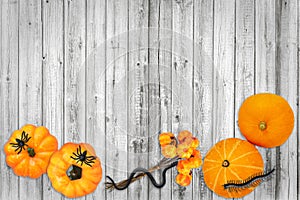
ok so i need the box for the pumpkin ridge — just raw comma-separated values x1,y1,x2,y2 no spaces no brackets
203,158,219,163
203,165,219,174
227,140,242,160
212,167,223,192
212,146,223,161
29,159,44,178
230,150,259,163
35,135,56,151
230,164,263,170
223,139,226,159
224,168,233,198
227,167,242,180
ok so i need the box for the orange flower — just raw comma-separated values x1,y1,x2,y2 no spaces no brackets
158,131,202,187
176,173,192,186
177,130,192,144
177,160,191,175
190,137,199,149
188,158,202,169
161,145,177,158
176,144,193,159
159,132,176,147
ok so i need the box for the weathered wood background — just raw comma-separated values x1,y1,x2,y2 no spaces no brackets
0,0,299,199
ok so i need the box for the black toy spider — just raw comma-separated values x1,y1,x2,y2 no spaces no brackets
10,131,31,154
70,145,96,167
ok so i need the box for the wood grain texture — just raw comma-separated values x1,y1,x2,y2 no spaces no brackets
106,0,129,199
18,0,43,199
148,0,162,199
171,0,194,199
193,0,214,199
274,0,298,199
42,0,64,199
64,0,86,144
86,0,106,199
235,1,255,200
127,0,149,199
0,0,19,199
0,0,299,199
155,1,174,199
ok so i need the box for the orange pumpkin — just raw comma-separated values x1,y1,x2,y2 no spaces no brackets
47,143,102,198
203,138,264,198
238,93,294,147
4,124,58,178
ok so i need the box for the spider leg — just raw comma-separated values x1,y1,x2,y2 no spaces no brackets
71,156,79,160
85,158,95,163
17,147,22,154
85,155,96,159
21,131,24,140
84,161,92,167
72,152,79,157
78,146,82,155
24,137,31,143
14,146,20,152
85,161,95,165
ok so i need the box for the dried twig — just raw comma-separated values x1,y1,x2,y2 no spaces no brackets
105,157,179,191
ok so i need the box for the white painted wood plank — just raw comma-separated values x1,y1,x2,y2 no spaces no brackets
274,0,298,199
42,0,64,199
18,0,43,199
298,1,300,199
63,0,86,144
148,0,162,199
156,1,174,199
105,0,129,199
86,0,106,199
255,0,277,199
213,0,235,143
172,0,194,199
235,1,255,200
213,0,235,199
127,0,149,199
0,0,20,199
193,0,214,199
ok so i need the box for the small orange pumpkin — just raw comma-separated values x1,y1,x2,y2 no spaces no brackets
47,143,102,198
4,124,58,178
203,138,264,198
238,93,294,147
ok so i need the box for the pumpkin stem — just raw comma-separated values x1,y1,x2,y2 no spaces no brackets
222,160,230,167
259,121,267,131
27,148,36,157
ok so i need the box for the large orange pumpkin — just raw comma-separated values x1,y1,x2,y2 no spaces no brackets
238,93,294,147
47,143,102,198
203,138,264,198
4,124,58,178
